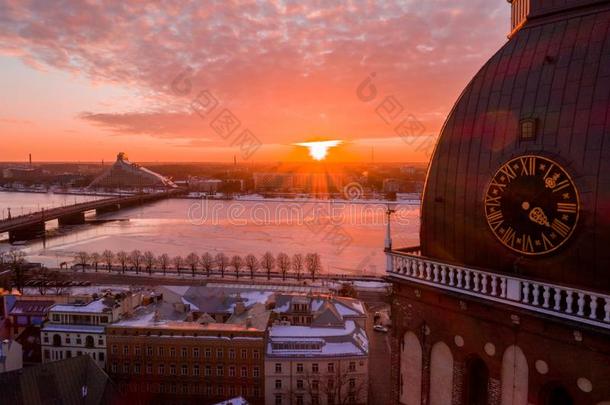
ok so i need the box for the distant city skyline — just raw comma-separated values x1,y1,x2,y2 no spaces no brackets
0,1,508,162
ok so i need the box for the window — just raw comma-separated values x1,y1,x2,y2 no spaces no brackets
147,346,153,356
216,348,223,358
158,347,164,356
275,380,282,389
229,348,235,359
181,347,187,357
111,363,117,373
181,384,188,394
158,364,165,375
66,351,72,358
296,395,304,405
206,385,212,395
241,349,247,359
241,366,248,377
297,363,303,373
146,364,152,374
99,352,105,361
134,364,141,374
349,378,356,389
123,363,129,373
327,363,334,373
217,386,224,396
43,336,49,343
229,366,236,377
123,345,129,355
193,365,200,376
181,364,188,375
205,348,211,358
193,348,200,358
312,363,319,373
53,314,60,322
253,366,260,377
76,338,82,345
170,347,176,357
312,380,319,391
328,378,334,390
44,350,50,360
170,364,176,375
349,361,356,372
253,350,260,359
297,379,304,389
134,346,141,356
275,363,282,373
312,395,319,405
217,365,224,376
275,394,282,405
520,118,537,141
253,386,260,397
98,339,103,346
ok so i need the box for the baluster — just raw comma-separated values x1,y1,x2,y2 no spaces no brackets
456,269,463,288
542,286,550,308
500,278,507,298
464,271,471,290
425,263,432,281
522,282,530,304
589,295,598,320
577,292,585,316
532,284,540,306
491,276,498,296
433,264,439,283
473,273,480,292
448,268,455,286
553,288,562,311
565,290,574,314
481,274,487,294
418,262,425,279
604,298,610,323
440,266,447,284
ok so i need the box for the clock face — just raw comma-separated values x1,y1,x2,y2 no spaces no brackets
484,155,579,255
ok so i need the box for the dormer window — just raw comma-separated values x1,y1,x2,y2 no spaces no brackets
520,118,537,141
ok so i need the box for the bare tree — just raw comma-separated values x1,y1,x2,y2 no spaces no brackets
302,366,367,405
102,250,114,272
200,253,214,277
186,253,199,277
0,250,7,269
158,253,170,276
90,253,100,272
129,250,143,274
277,253,291,281
306,253,322,282
172,255,184,275
245,254,259,279
230,255,243,279
143,251,156,275
33,266,52,295
260,251,275,280
292,253,304,281
75,251,90,272
8,249,26,293
215,253,228,278
116,251,128,274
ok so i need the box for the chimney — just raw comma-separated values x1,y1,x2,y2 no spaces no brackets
28,154,32,166
234,301,246,316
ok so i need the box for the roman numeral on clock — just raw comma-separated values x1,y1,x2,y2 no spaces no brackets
485,194,502,207
541,233,554,250
522,234,534,253
551,218,571,238
500,227,516,247
519,157,536,176
552,179,571,193
557,202,577,213
486,210,504,230
499,165,517,181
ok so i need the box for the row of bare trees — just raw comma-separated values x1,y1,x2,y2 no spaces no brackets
73,250,323,281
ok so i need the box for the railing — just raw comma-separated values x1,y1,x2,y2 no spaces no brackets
387,248,610,330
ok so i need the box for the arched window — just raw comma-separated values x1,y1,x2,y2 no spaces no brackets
400,331,422,405
430,342,453,405
501,345,528,405
539,382,573,405
463,356,489,405
85,335,95,348
52,334,62,347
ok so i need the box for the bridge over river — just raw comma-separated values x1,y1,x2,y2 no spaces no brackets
0,189,185,242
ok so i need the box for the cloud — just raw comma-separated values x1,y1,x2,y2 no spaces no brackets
0,0,508,149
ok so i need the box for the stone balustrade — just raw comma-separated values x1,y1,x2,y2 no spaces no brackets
387,248,610,329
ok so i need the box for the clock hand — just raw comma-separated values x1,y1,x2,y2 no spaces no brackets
528,206,550,227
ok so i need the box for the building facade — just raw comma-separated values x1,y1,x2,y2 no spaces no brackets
387,1,610,404
106,300,268,405
266,295,369,405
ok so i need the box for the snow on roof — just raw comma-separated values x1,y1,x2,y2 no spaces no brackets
50,299,113,314
269,320,357,338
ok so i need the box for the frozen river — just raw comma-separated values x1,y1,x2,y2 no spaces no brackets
0,192,420,276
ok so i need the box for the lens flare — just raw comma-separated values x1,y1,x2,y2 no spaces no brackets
295,140,342,161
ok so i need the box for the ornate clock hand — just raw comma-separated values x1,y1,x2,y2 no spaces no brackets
528,206,550,227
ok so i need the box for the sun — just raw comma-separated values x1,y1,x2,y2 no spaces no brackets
294,140,342,161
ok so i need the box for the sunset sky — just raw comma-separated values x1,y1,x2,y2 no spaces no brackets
0,1,509,163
